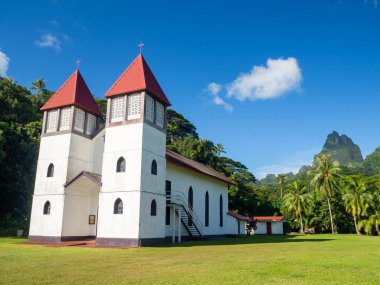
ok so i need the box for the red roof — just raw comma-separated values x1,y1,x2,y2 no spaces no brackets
41,69,102,116
252,216,286,222
227,211,250,221
104,54,171,106
166,149,231,184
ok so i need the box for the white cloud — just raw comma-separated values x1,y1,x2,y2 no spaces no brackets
206,82,233,111
254,149,317,179
207,82,222,95
35,34,61,51
227,57,302,101
213,95,234,112
0,50,10,77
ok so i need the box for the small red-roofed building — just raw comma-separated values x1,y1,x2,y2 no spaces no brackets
251,216,286,235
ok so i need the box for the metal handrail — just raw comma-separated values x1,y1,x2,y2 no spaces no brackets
166,191,204,236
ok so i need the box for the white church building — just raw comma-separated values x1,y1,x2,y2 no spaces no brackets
28,53,249,247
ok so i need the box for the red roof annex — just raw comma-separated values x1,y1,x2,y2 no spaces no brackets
252,216,286,222
41,69,102,116
104,54,171,106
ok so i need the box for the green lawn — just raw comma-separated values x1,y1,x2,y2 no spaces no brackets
0,235,379,285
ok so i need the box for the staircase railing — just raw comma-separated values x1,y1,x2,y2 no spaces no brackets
166,191,204,237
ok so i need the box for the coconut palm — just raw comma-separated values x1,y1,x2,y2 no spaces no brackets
342,177,371,234
31,79,47,95
359,192,380,235
277,174,287,198
283,179,313,234
308,154,341,234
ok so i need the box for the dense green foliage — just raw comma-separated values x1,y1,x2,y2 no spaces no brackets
363,147,380,175
0,78,45,235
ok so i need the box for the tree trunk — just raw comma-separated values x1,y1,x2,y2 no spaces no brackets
353,216,360,235
326,197,335,234
299,214,304,234
376,223,380,236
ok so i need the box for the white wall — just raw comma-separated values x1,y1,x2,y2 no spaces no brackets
97,122,167,240
29,195,65,237
96,192,141,239
254,221,284,235
30,129,104,239
165,163,231,237
271,222,284,234
139,124,166,239
61,178,99,237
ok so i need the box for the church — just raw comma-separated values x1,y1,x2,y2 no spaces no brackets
28,52,249,247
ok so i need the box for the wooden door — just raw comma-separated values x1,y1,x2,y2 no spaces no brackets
266,222,272,235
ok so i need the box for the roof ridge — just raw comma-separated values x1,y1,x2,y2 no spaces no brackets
105,54,142,96
41,70,75,109
73,70,80,104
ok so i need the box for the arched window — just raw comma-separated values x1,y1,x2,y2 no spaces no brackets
205,192,209,227
114,198,123,214
47,163,54,177
151,159,157,175
188,187,193,209
188,187,194,226
116,157,126,172
151,199,157,216
43,201,51,215
219,195,223,227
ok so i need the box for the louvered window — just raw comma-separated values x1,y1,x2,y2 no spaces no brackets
59,107,71,131
145,95,155,122
46,110,58,133
111,96,125,122
127,94,141,120
156,102,165,128
74,108,85,132
86,113,97,135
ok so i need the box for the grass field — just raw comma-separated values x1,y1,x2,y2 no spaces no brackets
0,235,379,285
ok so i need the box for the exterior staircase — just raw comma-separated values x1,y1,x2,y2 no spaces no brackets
166,191,204,239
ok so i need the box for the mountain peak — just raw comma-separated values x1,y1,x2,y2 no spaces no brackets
321,131,363,166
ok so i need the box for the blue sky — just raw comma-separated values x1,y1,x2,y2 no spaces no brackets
1,0,380,178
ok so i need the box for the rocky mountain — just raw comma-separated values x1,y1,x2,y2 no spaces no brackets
320,131,364,167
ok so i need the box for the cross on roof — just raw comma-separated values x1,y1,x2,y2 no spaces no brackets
138,42,144,54
76,59,81,69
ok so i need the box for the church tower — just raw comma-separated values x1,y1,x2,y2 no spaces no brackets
29,69,103,242
96,53,171,246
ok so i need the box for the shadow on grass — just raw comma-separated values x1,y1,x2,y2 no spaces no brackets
166,235,333,248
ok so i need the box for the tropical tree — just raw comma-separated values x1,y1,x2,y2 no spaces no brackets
31,79,47,95
30,79,52,109
277,174,287,198
342,177,371,234
359,192,380,235
308,154,341,234
283,179,313,234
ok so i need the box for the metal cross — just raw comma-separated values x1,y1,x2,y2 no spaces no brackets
76,59,81,69
138,42,144,54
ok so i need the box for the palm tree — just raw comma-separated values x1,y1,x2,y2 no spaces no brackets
31,79,47,95
277,174,287,198
342,177,371,234
308,154,341,234
283,179,313,234
359,192,380,235
214,144,225,157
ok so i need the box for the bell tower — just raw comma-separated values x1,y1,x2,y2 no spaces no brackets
96,53,171,246
29,69,103,242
